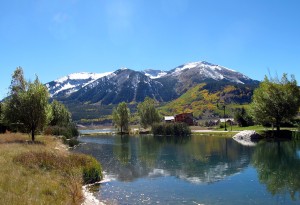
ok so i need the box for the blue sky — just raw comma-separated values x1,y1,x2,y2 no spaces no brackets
1,0,300,99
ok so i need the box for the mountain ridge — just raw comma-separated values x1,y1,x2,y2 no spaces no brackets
46,61,259,105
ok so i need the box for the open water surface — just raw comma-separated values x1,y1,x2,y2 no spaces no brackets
75,134,300,205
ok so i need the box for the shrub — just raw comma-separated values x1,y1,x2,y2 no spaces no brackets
68,138,80,148
82,157,102,184
45,123,79,139
234,107,254,127
219,122,225,129
152,122,191,137
70,154,103,184
44,123,80,147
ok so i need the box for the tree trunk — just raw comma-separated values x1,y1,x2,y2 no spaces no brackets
276,118,280,132
276,125,280,132
31,130,35,141
31,126,35,142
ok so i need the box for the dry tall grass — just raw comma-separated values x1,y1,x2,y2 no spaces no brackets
0,132,99,205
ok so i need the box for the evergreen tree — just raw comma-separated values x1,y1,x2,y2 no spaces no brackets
112,102,130,134
250,74,300,131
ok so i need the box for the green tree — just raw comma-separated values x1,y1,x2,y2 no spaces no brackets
3,67,28,128
18,77,51,141
50,100,71,126
234,107,253,127
0,102,5,133
250,74,300,131
0,102,2,121
112,102,130,134
9,66,27,95
4,68,51,141
137,97,161,129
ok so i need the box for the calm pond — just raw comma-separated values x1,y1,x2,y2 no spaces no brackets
75,134,300,205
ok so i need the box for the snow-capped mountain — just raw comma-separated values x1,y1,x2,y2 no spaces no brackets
46,72,112,97
46,61,258,104
142,69,167,79
68,68,164,104
167,61,251,84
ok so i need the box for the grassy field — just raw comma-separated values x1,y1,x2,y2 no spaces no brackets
0,132,101,205
214,125,298,132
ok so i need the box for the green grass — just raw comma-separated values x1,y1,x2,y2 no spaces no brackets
0,132,102,205
214,125,298,132
192,132,235,137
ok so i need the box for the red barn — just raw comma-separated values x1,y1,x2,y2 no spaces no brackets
175,113,195,126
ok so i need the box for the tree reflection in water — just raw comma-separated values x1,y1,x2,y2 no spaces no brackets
110,134,254,183
252,139,300,200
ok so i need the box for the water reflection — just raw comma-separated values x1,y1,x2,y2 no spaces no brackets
251,139,300,200
76,135,253,184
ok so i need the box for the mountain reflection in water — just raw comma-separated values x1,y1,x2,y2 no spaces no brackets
76,135,252,183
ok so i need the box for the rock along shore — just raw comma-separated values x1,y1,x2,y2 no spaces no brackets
232,130,262,146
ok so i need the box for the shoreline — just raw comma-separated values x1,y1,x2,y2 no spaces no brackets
82,185,105,205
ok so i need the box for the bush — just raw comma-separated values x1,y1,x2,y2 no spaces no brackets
44,123,80,147
152,122,191,136
82,157,102,184
70,154,103,184
61,136,80,148
234,107,254,127
45,123,79,139
68,138,80,148
219,122,225,129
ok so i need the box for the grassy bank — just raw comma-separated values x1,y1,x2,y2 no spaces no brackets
0,133,102,205
214,125,299,132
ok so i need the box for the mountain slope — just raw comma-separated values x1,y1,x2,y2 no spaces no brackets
46,72,112,98
159,82,256,118
156,61,258,96
67,68,165,104
47,61,259,106
142,69,167,79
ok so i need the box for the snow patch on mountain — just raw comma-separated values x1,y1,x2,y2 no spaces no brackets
54,83,75,95
46,61,256,101
199,67,225,80
172,61,236,75
142,69,167,79
47,72,113,97
169,61,250,84
55,72,112,83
